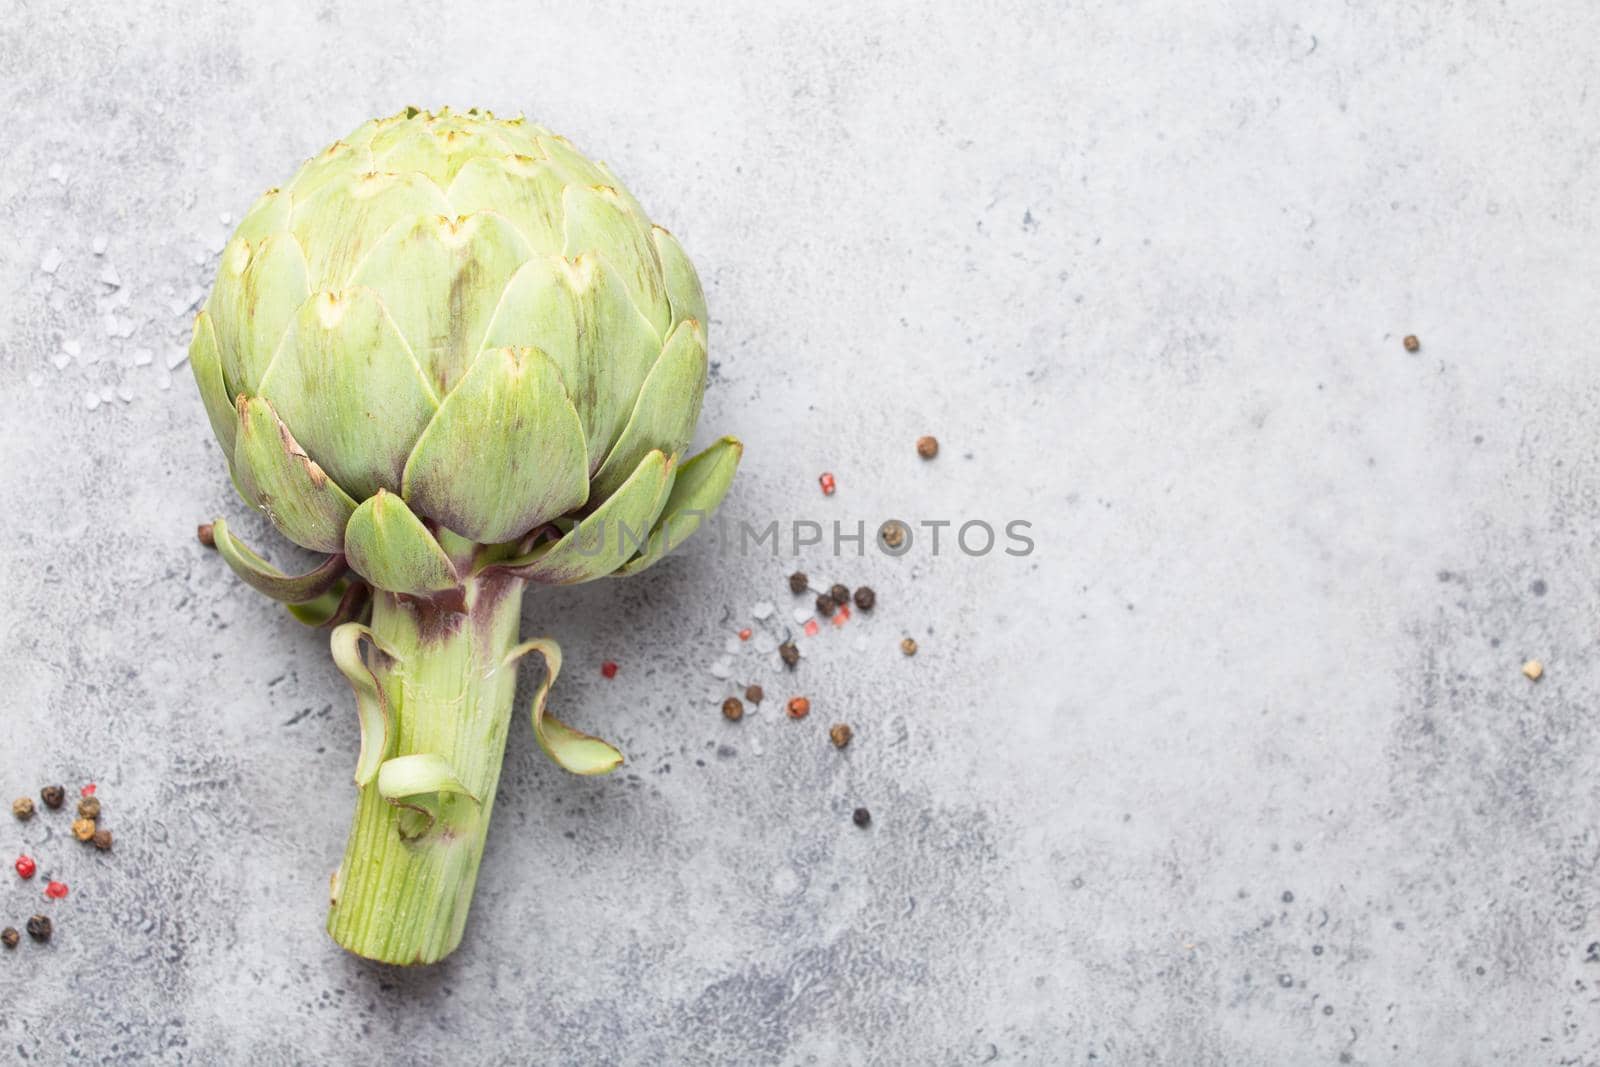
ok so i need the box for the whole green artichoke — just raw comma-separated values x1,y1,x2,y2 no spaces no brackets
190,107,740,964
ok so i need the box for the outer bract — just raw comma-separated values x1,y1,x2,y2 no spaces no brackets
191,107,741,964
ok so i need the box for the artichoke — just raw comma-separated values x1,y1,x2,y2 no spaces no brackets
190,107,740,964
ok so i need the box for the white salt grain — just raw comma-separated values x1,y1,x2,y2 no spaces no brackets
92,234,108,255
131,348,153,366
84,392,101,410
99,263,121,288
166,348,189,369
40,248,63,274
792,607,813,625
709,656,733,680
751,601,774,621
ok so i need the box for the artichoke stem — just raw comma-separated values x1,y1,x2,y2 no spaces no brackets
326,572,526,964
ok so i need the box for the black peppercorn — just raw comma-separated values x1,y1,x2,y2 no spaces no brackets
40,785,65,810
853,586,876,611
788,571,808,595
744,684,764,704
779,641,800,668
721,697,744,722
25,915,51,943
829,583,849,606
1,928,17,950
93,828,114,852
852,807,872,828
815,594,836,617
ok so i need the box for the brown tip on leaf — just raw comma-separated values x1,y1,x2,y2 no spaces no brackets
197,523,216,548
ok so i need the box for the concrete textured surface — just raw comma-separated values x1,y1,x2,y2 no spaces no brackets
2,1,1598,1063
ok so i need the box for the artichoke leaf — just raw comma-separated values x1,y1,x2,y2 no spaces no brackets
286,579,370,629
289,170,451,289
349,212,532,396
343,490,460,597
446,155,568,254
494,450,674,585
189,310,237,458
376,753,480,840
562,183,671,336
257,288,440,501
330,622,396,786
618,436,742,576
589,320,706,501
504,637,623,775
233,396,358,553
478,254,661,471
209,517,347,604
650,225,708,332
401,345,589,544
207,233,310,400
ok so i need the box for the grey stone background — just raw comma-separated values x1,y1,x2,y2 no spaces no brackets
2,1,1597,1063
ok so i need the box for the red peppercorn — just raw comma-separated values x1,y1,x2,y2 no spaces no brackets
818,472,836,496
600,660,618,679
786,696,811,720
738,628,752,641
80,783,97,797
44,880,68,900
15,855,36,880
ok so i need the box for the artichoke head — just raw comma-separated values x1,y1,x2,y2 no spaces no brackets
192,106,740,602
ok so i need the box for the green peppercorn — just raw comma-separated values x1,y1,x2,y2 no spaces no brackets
12,797,35,821
77,796,101,820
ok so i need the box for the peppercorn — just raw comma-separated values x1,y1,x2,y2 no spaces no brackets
788,571,809,595
829,583,850,606
40,785,65,810
900,637,918,656
745,684,764,704
25,915,51,943
829,723,853,748
721,697,744,722
71,818,96,842
880,521,907,550
92,829,113,852
786,696,810,720
77,796,101,820
15,855,36,880
1402,334,1420,353
916,435,939,459
852,807,872,827
779,641,800,669
11,797,34,821
198,522,216,546
0,928,17,950
853,586,876,611
815,593,836,617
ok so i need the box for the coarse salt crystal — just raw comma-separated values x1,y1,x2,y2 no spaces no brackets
50,351,71,370
709,656,733,680
62,339,82,357
99,263,121,288
131,348,153,366
753,633,778,654
40,248,63,274
47,163,64,182
750,601,774,621
722,635,742,655
84,392,101,410
100,386,115,404
166,348,189,369
219,211,233,225
92,234,108,255
792,607,812,626
116,386,135,403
